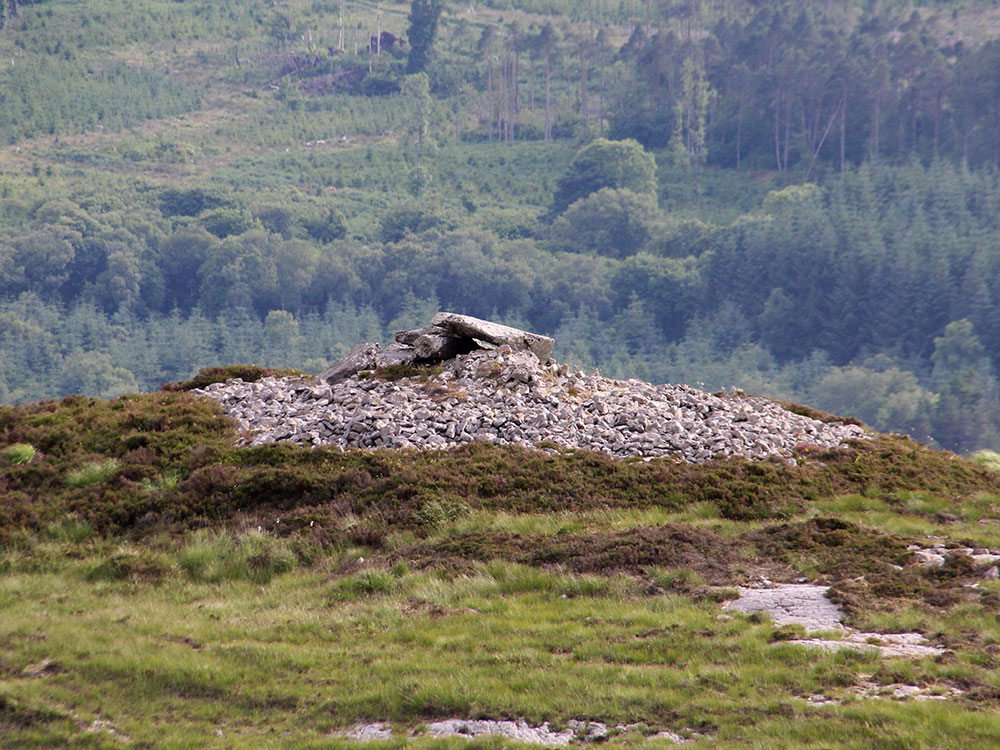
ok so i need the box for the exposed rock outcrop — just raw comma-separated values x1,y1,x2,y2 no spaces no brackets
196,316,867,463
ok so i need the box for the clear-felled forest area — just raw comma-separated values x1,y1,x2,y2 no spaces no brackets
2,0,1000,454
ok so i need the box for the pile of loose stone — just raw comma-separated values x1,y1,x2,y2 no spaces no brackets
195,313,867,463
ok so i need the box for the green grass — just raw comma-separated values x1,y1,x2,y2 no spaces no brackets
3,393,1000,746
177,529,298,584
2,554,1000,748
971,450,1000,473
64,458,120,488
1,442,36,465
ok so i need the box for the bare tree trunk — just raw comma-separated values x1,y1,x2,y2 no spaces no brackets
783,97,791,170
774,93,782,170
872,90,880,161
511,52,518,143
598,66,606,136
805,95,842,180
581,56,590,134
513,49,520,118
339,0,345,51
545,55,552,141
840,93,846,173
933,92,941,156
377,3,382,55
529,60,536,115
486,50,494,142
497,49,505,143
736,95,743,168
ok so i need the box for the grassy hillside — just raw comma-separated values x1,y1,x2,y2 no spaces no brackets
4,0,1000,454
4,378,1000,747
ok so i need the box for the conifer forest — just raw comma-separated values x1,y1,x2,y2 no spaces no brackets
2,0,1000,453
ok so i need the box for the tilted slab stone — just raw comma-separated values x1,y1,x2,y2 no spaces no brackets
376,343,419,368
320,342,380,384
430,312,554,361
395,326,450,346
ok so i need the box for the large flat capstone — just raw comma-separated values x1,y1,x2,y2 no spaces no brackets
430,312,554,361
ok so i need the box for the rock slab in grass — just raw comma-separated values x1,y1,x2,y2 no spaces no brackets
724,583,945,658
724,584,844,631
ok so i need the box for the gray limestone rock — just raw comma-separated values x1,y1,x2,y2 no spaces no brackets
431,312,554,361
413,333,469,360
320,342,381,385
394,326,446,346
197,314,869,463
376,343,419,368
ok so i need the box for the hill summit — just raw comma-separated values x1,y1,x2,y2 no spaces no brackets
196,313,866,463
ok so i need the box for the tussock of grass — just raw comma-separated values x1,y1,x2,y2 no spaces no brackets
178,529,297,584
65,458,120,488
971,450,1000,473
85,549,171,583
44,514,93,544
1,442,36,465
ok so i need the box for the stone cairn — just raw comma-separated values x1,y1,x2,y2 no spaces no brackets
195,312,867,463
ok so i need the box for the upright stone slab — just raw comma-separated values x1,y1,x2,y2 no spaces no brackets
320,342,380,384
395,326,447,346
430,312,554,361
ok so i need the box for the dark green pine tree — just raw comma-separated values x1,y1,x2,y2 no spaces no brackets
405,0,444,75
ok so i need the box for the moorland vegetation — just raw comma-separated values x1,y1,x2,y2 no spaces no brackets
7,3,1000,747
4,373,1000,746
1,1,1000,453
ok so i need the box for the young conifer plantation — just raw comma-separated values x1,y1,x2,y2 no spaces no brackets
4,1,1000,748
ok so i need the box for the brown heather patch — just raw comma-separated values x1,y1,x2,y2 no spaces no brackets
160,365,308,392
399,517,994,622
2,390,999,550
0,392,237,540
769,398,867,428
400,519,913,584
